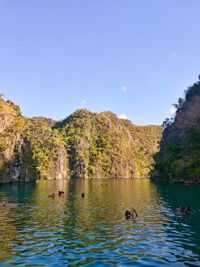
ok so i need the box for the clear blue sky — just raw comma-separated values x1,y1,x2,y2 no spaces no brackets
0,0,200,125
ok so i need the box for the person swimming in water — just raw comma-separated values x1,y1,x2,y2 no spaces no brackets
125,208,138,220
125,210,132,219
130,207,138,219
176,206,185,213
58,191,64,197
184,207,191,214
49,193,55,198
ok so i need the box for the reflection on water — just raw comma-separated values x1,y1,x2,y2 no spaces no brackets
0,179,200,266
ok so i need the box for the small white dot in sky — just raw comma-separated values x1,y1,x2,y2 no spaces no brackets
172,53,176,57
121,86,128,93
81,100,86,105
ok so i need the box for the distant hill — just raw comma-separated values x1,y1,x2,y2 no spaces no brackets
153,77,200,182
0,95,162,183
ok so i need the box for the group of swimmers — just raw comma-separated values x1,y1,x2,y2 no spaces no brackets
176,206,191,214
48,191,85,199
125,205,191,221
48,192,191,220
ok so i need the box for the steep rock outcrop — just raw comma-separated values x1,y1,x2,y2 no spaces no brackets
57,109,162,179
153,78,200,181
0,97,68,183
0,98,25,182
23,117,68,180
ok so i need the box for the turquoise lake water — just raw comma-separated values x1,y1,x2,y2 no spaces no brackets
0,179,200,266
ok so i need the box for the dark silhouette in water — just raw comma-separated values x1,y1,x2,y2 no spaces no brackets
176,206,191,214
176,206,184,213
81,193,85,198
48,193,55,199
58,191,64,197
125,208,138,220
184,207,191,214
125,210,132,219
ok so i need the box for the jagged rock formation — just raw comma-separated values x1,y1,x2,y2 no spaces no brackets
55,110,162,179
0,95,162,183
0,98,25,182
153,78,200,182
0,97,68,183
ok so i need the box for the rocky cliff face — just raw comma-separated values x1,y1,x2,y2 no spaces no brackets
56,109,162,179
0,98,25,182
153,78,200,181
0,97,68,183
23,117,68,181
0,95,162,183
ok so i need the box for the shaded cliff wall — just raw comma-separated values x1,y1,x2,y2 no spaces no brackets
153,78,200,181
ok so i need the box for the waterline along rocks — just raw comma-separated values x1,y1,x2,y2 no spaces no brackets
0,95,162,183
153,77,200,182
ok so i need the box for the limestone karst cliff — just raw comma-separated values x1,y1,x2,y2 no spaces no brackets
55,110,162,179
153,77,200,181
0,95,162,183
0,97,68,183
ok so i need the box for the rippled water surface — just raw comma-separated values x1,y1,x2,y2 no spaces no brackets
0,179,200,266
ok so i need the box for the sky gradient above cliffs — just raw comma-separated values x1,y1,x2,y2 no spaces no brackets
0,0,200,125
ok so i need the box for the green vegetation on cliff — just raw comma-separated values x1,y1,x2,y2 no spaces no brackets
0,96,25,174
153,77,200,181
24,117,68,180
0,94,162,182
0,96,67,182
56,109,162,179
